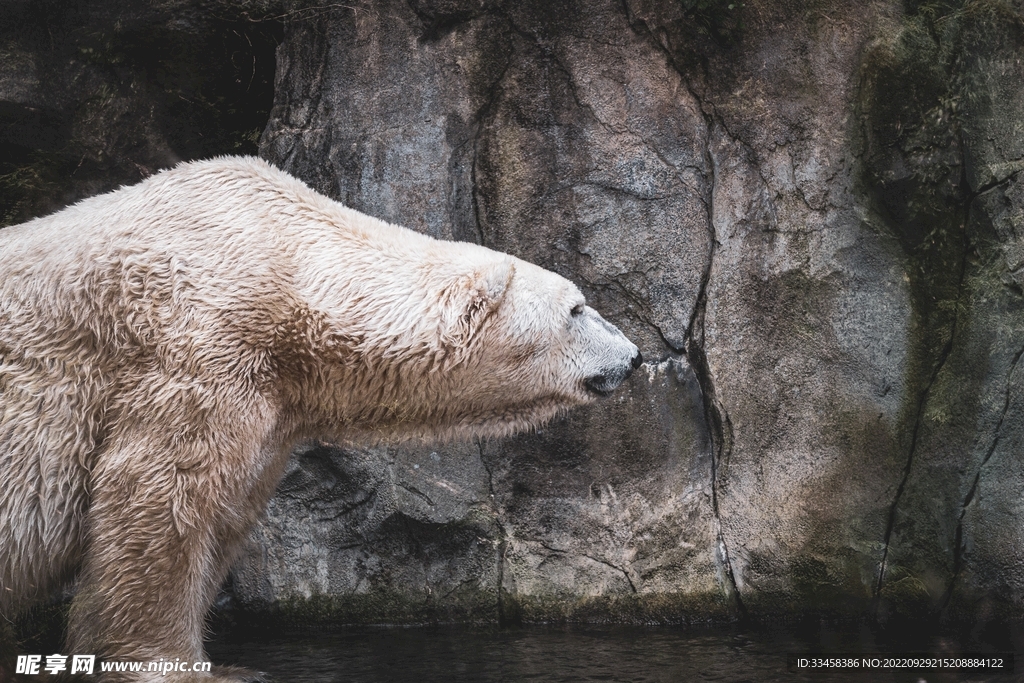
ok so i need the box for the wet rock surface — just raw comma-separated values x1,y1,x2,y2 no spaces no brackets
4,0,1024,625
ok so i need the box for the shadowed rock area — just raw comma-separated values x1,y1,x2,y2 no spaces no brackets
3,0,1024,626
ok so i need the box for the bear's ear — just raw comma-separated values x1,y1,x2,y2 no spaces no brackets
438,259,515,360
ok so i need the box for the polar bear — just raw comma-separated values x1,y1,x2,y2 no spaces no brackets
0,156,640,680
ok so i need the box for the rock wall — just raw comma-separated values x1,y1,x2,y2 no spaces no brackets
3,0,1024,625
0,0,279,224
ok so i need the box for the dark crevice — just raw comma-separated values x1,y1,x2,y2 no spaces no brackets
530,539,568,554
311,493,376,522
398,481,435,508
478,440,496,499
690,130,746,621
969,168,1022,199
873,130,974,612
873,270,968,612
468,28,513,248
614,284,682,354
621,0,745,620
439,578,478,602
582,554,639,594
940,342,1024,612
527,539,638,594
405,0,478,43
478,440,511,626
872,334,956,605
690,294,745,619
653,323,686,357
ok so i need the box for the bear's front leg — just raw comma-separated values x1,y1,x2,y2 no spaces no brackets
68,437,281,683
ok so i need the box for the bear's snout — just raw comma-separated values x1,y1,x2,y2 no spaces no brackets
585,350,643,396
577,309,641,397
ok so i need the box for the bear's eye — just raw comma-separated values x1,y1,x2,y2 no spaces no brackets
570,303,584,318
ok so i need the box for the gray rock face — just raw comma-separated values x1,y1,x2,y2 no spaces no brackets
232,0,1024,623
248,0,729,624
237,0,1024,624
234,360,719,623
0,0,280,225
4,0,1024,626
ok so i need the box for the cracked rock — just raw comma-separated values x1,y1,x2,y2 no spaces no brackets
238,0,1024,624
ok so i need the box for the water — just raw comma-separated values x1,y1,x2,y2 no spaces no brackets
205,622,1021,682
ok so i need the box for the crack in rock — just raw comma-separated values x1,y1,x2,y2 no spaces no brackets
970,168,1022,199
398,481,436,508
477,440,514,625
619,2,745,618
311,492,377,522
874,135,974,610
582,553,639,594
694,134,746,621
469,34,513,247
527,539,639,594
940,342,1024,612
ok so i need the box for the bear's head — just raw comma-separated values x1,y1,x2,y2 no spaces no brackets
430,255,643,438
372,250,634,444
286,217,641,443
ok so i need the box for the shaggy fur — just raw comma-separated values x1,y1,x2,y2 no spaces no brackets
0,156,639,681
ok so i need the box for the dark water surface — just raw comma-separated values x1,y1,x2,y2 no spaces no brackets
206,621,1022,682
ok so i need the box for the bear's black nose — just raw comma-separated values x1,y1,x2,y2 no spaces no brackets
631,351,643,369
